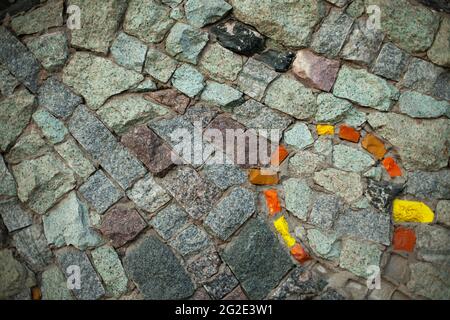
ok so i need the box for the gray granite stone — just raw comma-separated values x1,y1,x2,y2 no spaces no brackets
314,168,363,203
203,267,239,299
339,239,382,278
399,91,449,119
307,229,341,260
372,43,409,81
237,58,278,101
111,32,148,72
127,174,171,213
289,151,323,175
186,249,221,283
199,43,244,82
284,122,314,150
333,144,375,172
201,164,247,191
407,262,450,299
172,64,205,97
185,0,232,28
144,47,178,83
402,58,444,95
283,178,313,221
0,199,32,232
309,194,342,229
41,265,73,300
150,203,188,240
54,138,95,180
170,225,212,256
201,81,243,109
0,249,35,299
25,31,69,72
11,0,63,35
415,224,450,266
166,22,209,64
315,93,352,124
406,170,450,199
0,64,19,96
32,109,68,144
0,156,17,197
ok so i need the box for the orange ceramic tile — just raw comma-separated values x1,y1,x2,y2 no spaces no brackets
249,168,279,185
339,125,360,143
31,286,42,300
290,243,310,263
361,133,387,160
264,189,282,216
270,145,289,166
393,227,416,252
382,157,402,177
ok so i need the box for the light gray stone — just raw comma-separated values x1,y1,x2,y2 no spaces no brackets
185,0,232,28
111,32,147,72
339,239,382,278
201,164,247,191
144,47,178,83
32,109,68,144
237,58,278,101
402,58,444,95
24,31,69,71
169,225,212,256
0,199,32,232
166,22,209,64
41,265,73,300
0,249,35,299
0,156,16,197
201,81,243,108
11,0,63,35
54,138,95,180
289,151,323,175
372,43,409,81
0,64,19,96
284,122,314,150
199,43,244,81
307,229,341,260
79,171,122,214
436,200,450,227
416,224,450,266
172,64,205,98
407,262,450,299
309,194,341,229
314,168,363,203
399,91,449,119
333,144,375,172
315,93,352,124
283,178,313,221
150,203,188,240
127,174,171,213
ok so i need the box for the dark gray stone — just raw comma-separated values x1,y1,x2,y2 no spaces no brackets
418,0,450,13
221,218,293,299
406,170,450,199
187,249,221,283
201,164,247,191
169,225,212,256
38,77,82,120
256,49,295,72
433,70,450,101
365,180,403,212
203,267,239,299
150,203,188,240
56,247,105,300
372,43,409,81
0,199,32,232
123,235,195,300
79,171,123,214
0,26,40,93
308,194,342,230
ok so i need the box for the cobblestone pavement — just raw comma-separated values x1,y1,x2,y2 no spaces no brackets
1,0,449,300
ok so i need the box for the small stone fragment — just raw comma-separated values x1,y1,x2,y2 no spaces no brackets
264,189,282,216
283,178,313,221
248,169,279,185
200,81,243,108
361,133,386,160
333,144,375,172
100,204,147,248
338,125,360,143
339,239,382,278
199,43,244,82
203,267,239,299
256,50,295,72
382,157,402,178
284,122,314,150
172,64,205,98
24,31,69,71
32,109,67,144
127,174,171,214
290,243,310,263
372,43,409,81
150,203,188,240
293,50,340,92
392,199,434,223
365,180,403,212
237,58,278,101
0,156,17,197
316,125,335,136
185,0,232,28
273,216,296,248
166,22,209,64
393,227,416,252
145,89,189,114
309,194,341,229
111,32,147,72
79,171,122,214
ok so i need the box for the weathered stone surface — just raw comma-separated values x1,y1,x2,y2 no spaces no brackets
418,0,450,13
407,262,450,300
265,75,317,120
201,164,247,191
341,18,384,65
432,70,450,101
200,81,243,108
121,125,175,176
372,43,409,81
204,267,239,299
367,112,450,170
166,23,208,64
43,192,102,249
69,105,146,189
0,64,19,96
314,137,333,157
428,17,450,67
309,194,341,229
0,27,41,93
12,154,75,214
12,224,52,270
0,89,35,152
399,91,449,119
311,9,354,57
123,0,174,44
342,108,367,127
205,187,256,240
91,245,128,298
97,94,168,134
289,151,322,175
38,77,82,120
416,224,450,266
232,99,292,142
365,180,403,212
284,122,314,150
56,247,105,300
187,249,221,283
100,204,147,247
307,229,341,260
11,0,63,35
0,199,31,232
170,225,212,256
293,50,340,92
183,103,219,128
333,144,375,172
132,79,157,93
25,31,69,71
0,156,16,197
41,265,73,300
283,178,313,221
237,58,278,101
144,48,178,83
367,0,439,53
111,32,147,72
0,249,35,299
333,65,399,111
335,209,391,245
402,58,444,95
200,43,244,82
127,174,171,213
150,203,188,240
6,127,49,165
185,0,232,28
315,93,352,123
79,171,122,214
54,138,95,180
339,239,382,278
270,267,328,300
211,20,265,55
172,64,205,98
145,89,190,114
123,235,195,299
231,0,326,47
32,109,68,144
222,218,293,299
256,49,295,72
314,168,363,203
437,200,450,227
63,52,143,110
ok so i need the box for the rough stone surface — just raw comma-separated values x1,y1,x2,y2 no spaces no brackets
237,58,278,101
79,170,122,214
43,192,102,249
185,0,232,28
436,200,450,227
284,123,314,150
407,262,450,299
166,23,209,64
0,249,35,299
203,267,239,299
63,52,143,110
145,89,190,114
333,144,375,172
314,168,363,203
256,50,295,72
205,187,256,240
402,58,444,95
222,218,293,299
144,48,178,83
201,81,243,109
100,204,147,248
0,64,19,97
315,93,352,123
367,112,450,171
339,239,382,278
172,64,205,97
32,109,68,144
150,204,188,240
372,43,409,81
399,91,449,119
0,199,32,232
307,229,341,260
170,224,212,256
127,174,171,213
428,17,450,67
0,156,17,197
289,151,322,175
200,43,244,82
309,194,341,229
56,247,105,300
187,249,221,283
283,178,313,221
6,126,50,165
265,75,317,120
41,265,73,300
54,138,95,180
365,180,403,212
111,32,147,72
11,0,63,35
123,235,195,299
25,31,69,71
201,164,247,191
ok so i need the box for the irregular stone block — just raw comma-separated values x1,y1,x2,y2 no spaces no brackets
0,156,17,197
0,199,32,232
127,174,171,213
199,43,244,82
186,249,221,283
0,249,35,299
169,224,212,256
284,122,314,150
172,64,205,97
54,138,95,180
256,49,295,72
201,164,246,191
402,57,444,95
365,180,403,212
372,43,409,81
111,32,147,72
24,31,69,71
399,91,449,119
428,17,450,67
407,262,450,299
11,0,63,35
32,109,68,144
283,178,313,221
0,64,19,96
145,89,189,114
436,200,450,227
339,239,382,278
314,168,363,203
166,22,209,64
237,58,278,101
309,194,341,229
307,229,341,260
333,144,375,172
150,203,188,240
203,267,239,299
289,150,323,175
200,81,243,109
144,47,178,83
416,224,450,266
41,265,73,300
185,0,232,28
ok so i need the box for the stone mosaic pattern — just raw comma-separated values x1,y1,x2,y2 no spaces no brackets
0,0,449,301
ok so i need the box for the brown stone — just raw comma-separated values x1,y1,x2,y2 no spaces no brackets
121,125,175,176
292,50,340,92
145,89,190,114
100,204,147,248
223,286,248,300
361,133,387,160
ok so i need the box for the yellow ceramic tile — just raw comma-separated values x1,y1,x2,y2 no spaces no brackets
392,199,434,223
273,216,296,248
